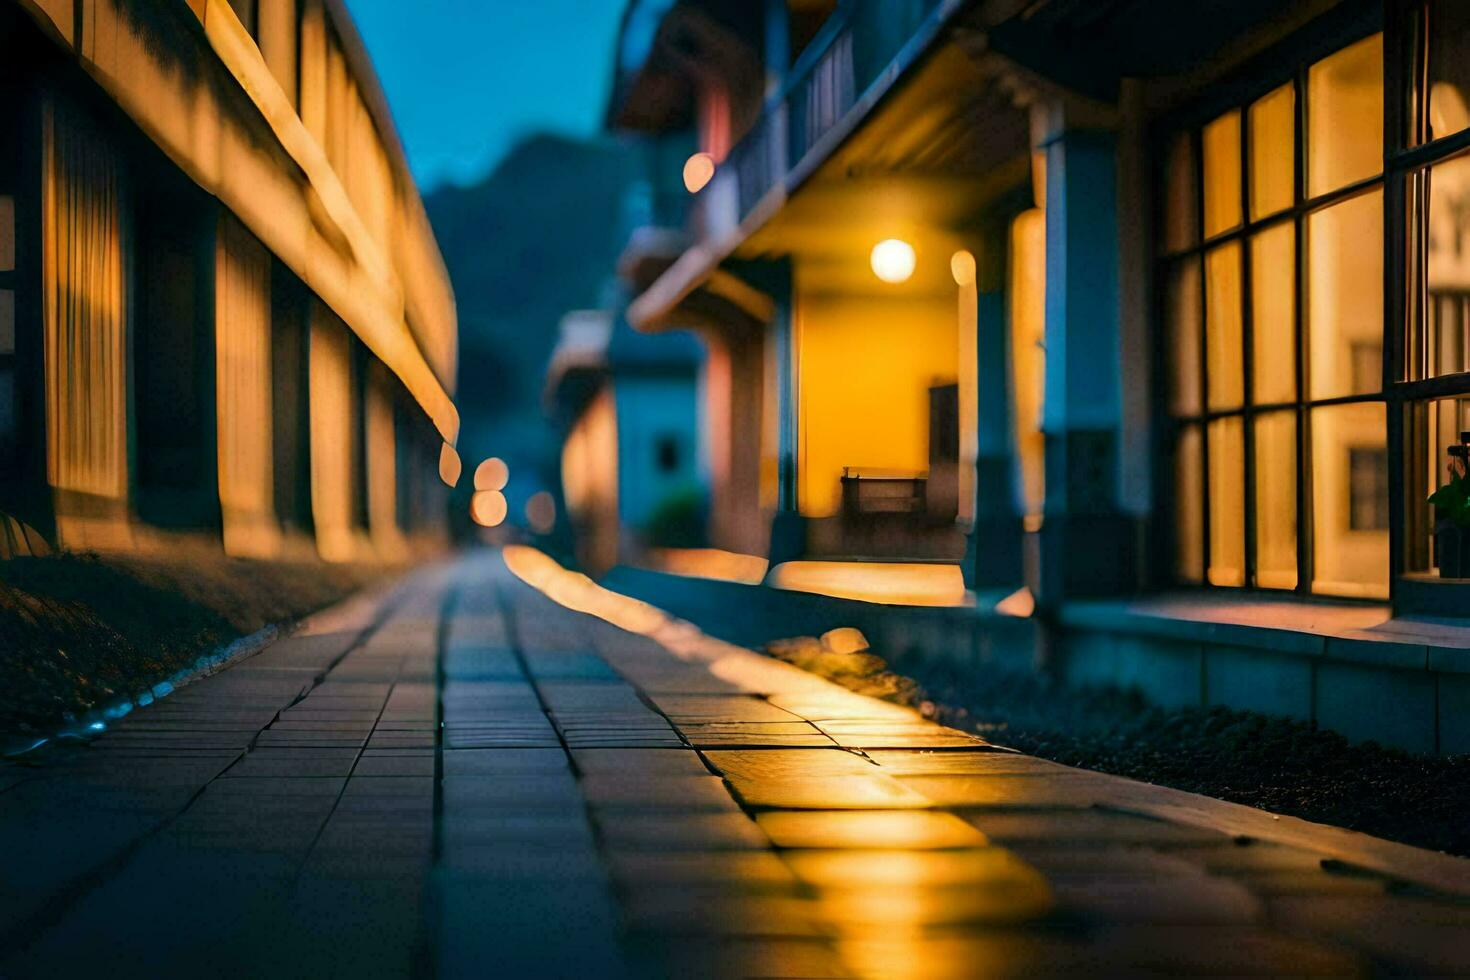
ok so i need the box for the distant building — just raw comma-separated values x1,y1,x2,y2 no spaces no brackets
0,0,458,561
546,307,705,573
584,0,1470,754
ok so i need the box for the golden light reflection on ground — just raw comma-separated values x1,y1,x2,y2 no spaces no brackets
756,810,989,849
501,545,1061,975
766,560,969,607
644,547,769,584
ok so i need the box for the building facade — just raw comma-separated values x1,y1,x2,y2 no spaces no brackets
547,306,708,575
0,0,457,562
586,0,1470,753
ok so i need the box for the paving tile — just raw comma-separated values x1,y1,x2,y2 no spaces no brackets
1047,874,1263,924
957,807,1232,847
570,747,708,775
756,810,989,849
443,748,570,775
782,848,1048,892
604,851,798,889
728,774,934,810
577,774,740,809
352,754,435,777
594,812,771,851
702,748,881,779
898,773,1111,808
866,750,1066,776
636,938,850,979
620,891,826,937
1091,925,1368,976
816,883,1054,930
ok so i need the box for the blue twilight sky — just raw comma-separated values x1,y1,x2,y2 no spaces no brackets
346,0,628,191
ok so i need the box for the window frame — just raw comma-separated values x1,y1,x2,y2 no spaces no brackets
1156,21,1390,599
1388,0,1470,601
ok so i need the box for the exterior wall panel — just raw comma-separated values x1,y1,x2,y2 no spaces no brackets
216,214,278,557
41,94,128,548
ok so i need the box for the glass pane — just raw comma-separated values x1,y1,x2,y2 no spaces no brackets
1307,33,1383,197
1249,84,1295,219
1176,424,1204,582
1250,223,1296,404
1254,411,1298,589
1423,152,1470,378
1427,1,1470,143
0,196,13,272
1207,415,1245,587
1166,259,1202,416
1203,111,1242,237
0,289,12,355
1205,242,1244,410
1308,190,1383,399
1161,132,1198,253
1311,402,1389,598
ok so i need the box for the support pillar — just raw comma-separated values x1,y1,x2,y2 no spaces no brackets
1035,102,1139,604
966,218,1025,590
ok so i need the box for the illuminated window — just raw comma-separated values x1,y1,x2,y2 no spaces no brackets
1307,34,1383,197
1160,32,1387,597
1249,84,1295,219
1401,4,1470,579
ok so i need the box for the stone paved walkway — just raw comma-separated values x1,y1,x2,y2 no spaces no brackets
3,548,1470,978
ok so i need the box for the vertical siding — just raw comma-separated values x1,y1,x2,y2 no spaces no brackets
215,214,278,557
309,303,355,560
365,361,403,558
41,96,128,546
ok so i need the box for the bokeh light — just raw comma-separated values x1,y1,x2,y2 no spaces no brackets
870,238,916,283
682,152,715,193
474,456,509,491
470,489,508,527
525,490,556,533
950,248,976,286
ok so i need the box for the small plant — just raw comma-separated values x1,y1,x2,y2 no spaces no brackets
1427,441,1470,529
1428,434,1470,578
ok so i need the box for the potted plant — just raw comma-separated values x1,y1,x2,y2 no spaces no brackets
1428,434,1470,578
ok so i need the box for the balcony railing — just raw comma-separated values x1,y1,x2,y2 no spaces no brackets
694,0,943,244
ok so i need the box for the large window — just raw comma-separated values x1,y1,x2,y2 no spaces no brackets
1401,2,1470,580
1161,32,1389,598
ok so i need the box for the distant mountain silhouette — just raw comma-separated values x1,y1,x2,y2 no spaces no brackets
425,133,637,475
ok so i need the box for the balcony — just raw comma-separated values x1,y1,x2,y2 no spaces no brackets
691,0,947,247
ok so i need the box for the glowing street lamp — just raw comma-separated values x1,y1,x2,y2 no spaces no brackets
870,238,916,284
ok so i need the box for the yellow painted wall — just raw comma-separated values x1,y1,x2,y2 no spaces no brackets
796,291,958,518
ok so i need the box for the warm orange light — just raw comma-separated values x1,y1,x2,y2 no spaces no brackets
870,239,916,284
525,490,556,533
950,249,976,286
439,442,462,487
766,561,968,607
470,489,507,527
683,152,716,193
645,548,768,584
474,456,509,492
